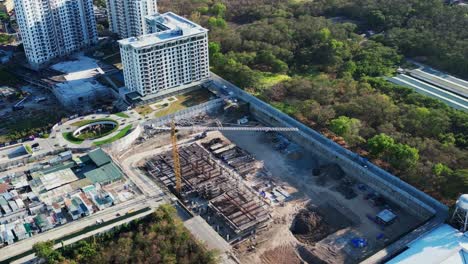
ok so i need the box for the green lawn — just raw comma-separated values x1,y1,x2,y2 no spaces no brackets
70,118,117,127
154,89,214,118
94,125,132,146
115,112,130,118
135,105,153,116
62,132,84,144
258,73,291,88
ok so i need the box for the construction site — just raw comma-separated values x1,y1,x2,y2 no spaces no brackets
131,91,438,264
144,138,271,242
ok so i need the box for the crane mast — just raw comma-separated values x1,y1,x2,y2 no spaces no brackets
171,120,182,194
168,120,297,195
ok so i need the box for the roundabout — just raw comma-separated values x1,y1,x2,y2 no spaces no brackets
54,113,138,149
71,120,118,140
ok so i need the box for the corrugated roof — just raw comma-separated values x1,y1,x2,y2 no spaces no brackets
0,197,7,206
87,148,111,167
387,224,468,264
40,162,75,175
84,163,123,184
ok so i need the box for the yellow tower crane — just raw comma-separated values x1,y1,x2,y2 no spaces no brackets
167,121,298,194
171,120,183,194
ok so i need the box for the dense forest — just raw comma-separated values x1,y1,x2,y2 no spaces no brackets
159,0,468,205
32,205,217,264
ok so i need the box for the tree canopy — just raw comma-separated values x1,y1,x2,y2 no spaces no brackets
32,205,217,264
157,0,468,204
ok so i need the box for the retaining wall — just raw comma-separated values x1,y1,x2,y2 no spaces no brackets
103,124,142,154
144,98,225,127
223,81,447,219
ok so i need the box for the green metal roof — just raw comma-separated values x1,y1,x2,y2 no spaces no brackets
87,148,111,167
84,163,123,184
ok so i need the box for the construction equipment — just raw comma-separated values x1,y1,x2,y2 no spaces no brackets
171,120,182,194
168,120,298,194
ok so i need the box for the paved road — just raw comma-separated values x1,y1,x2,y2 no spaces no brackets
12,209,155,264
50,113,141,149
389,74,468,111
0,195,163,262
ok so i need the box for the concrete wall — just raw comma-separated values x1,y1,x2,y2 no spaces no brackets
0,148,66,172
103,124,142,154
224,83,447,219
144,98,225,127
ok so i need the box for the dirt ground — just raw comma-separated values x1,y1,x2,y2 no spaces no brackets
291,204,353,245
124,113,426,264
220,129,426,263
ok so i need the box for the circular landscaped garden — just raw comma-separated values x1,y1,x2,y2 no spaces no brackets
72,120,119,140
63,118,120,144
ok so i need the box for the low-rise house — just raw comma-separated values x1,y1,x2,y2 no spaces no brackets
0,197,11,214
12,222,30,241
58,151,73,161
0,224,14,245
14,198,25,209
65,198,82,220
28,202,45,215
78,192,94,214
8,200,18,212
34,214,53,232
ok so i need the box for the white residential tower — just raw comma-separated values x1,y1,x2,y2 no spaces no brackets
106,0,158,38
14,0,98,69
119,12,210,97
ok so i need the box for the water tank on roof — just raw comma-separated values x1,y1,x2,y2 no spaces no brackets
452,194,468,232
456,194,468,210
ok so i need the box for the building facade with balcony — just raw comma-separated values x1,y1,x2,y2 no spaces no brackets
106,0,158,38
14,0,98,69
119,12,210,97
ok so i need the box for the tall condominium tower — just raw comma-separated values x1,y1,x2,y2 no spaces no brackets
14,0,98,69
106,0,158,38
119,12,210,97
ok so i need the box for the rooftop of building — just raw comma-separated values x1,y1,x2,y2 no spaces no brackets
118,12,207,48
87,148,111,167
387,224,468,264
84,163,123,185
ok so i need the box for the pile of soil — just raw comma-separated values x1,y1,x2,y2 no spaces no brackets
290,209,334,244
260,245,302,264
320,164,345,180
315,164,346,186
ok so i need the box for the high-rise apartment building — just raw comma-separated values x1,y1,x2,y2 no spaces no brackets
106,0,158,38
14,0,98,69
119,12,210,97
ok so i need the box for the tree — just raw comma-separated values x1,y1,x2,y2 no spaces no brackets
367,133,395,157
443,169,468,198
329,116,363,146
210,2,226,18
387,143,419,171
353,41,401,78
207,17,227,29
0,11,8,22
33,241,64,264
73,240,97,263
402,106,451,138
